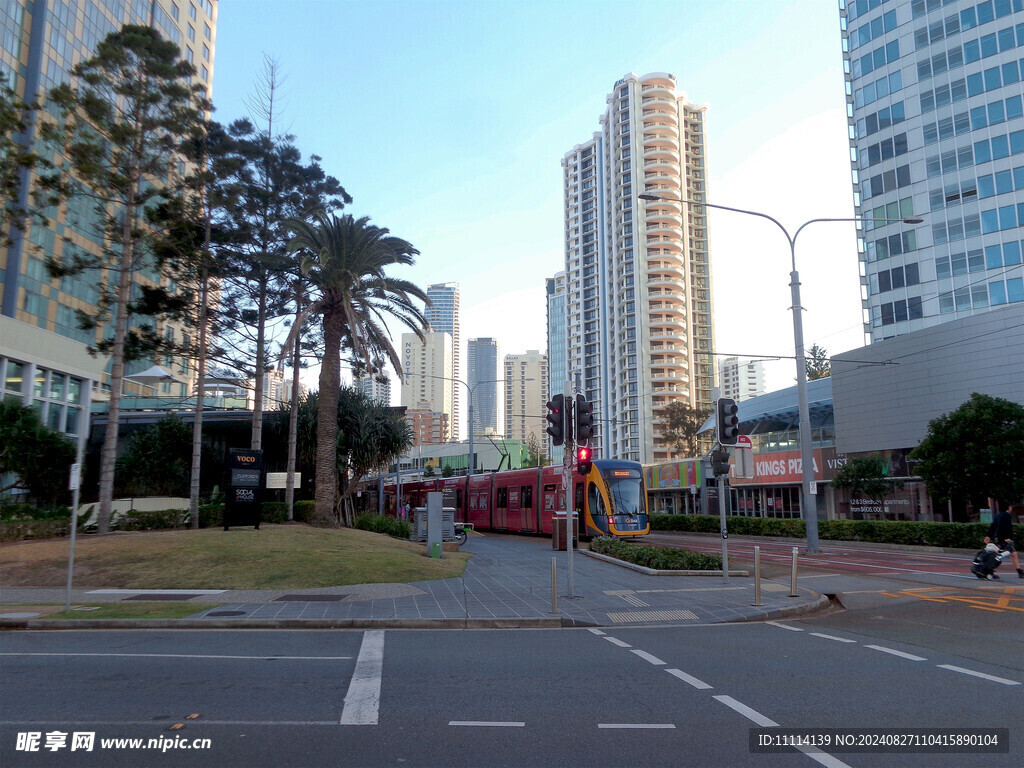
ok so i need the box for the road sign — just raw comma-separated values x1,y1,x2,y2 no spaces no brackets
736,435,752,450
68,463,81,491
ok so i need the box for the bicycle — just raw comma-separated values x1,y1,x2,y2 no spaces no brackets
454,521,473,545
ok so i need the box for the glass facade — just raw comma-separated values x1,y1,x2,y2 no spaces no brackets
841,0,1024,341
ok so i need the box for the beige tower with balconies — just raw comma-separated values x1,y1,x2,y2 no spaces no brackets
562,72,713,464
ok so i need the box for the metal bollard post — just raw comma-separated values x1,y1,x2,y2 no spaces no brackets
551,557,558,614
753,545,762,606
790,546,799,597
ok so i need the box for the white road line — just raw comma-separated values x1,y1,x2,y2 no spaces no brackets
665,668,712,690
598,723,675,729
449,721,525,727
630,649,666,665
864,645,927,661
340,630,385,725
1,653,353,660
809,632,857,643
794,745,855,768
766,621,804,631
604,637,631,648
587,628,606,636
712,695,778,727
937,664,1021,686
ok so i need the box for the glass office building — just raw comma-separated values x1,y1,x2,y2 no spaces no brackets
840,0,1024,341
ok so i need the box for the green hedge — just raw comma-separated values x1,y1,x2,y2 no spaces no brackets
590,536,723,570
0,518,73,541
650,514,1024,549
353,513,412,540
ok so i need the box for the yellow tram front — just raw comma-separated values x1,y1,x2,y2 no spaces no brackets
581,459,649,537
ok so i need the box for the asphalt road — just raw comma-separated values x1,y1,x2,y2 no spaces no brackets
2,619,1020,768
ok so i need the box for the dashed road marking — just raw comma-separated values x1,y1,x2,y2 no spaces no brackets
864,645,927,661
630,649,666,665
604,636,631,648
665,668,712,689
766,621,803,631
712,695,778,727
598,723,675,729
937,664,1021,686
809,632,857,643
449,721,525,727
586,628,606,636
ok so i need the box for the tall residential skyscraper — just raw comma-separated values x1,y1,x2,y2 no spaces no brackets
400,330,454,430
1,0,217,440
563,72,714,464
718,357,766,402
840,0,1024,342
504,351,548,449
424,282,461,439
467,337,499,437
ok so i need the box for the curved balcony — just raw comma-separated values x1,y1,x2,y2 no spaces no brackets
643,134,679,152
647,264,685,281
645,213,683,230
643,111,678,128
646,236,683,254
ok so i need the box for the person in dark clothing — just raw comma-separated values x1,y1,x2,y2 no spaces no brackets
985,505,1023,578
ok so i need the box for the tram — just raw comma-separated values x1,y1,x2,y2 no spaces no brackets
383,458,649,539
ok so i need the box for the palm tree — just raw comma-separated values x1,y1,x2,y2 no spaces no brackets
286,211,427,524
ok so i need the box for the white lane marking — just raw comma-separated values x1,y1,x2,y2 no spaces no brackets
665,668,712,690
598,723,675,729
449,721,525,727
810,632,857,643
937,664,1021,686
864,645,927,661
794,745,855,768
1,653,353,660
630,649,666,666
766,621,803,632
340,630,385,725
712,695,778,727
604,637,631,648
587,628,606,636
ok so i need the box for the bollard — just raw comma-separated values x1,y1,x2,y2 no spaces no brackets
753,546,762,606
790,546,799,597
551,557,558,614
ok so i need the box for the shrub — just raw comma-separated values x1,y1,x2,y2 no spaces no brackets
590,536,722,570
354,513,411,540
111,508,188,531
650,513,1023,549
0,503,71,521
293,500,315,523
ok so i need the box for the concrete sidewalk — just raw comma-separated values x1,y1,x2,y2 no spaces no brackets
0,534,828,629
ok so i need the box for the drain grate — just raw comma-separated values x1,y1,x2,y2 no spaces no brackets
124,594,204,601
607,609,699,623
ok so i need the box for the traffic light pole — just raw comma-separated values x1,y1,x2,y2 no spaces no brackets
717,448,730,582
563,380,575,598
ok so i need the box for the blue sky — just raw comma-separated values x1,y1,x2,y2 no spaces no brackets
212,0,861,417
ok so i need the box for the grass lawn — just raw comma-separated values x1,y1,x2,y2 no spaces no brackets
0,524,469,590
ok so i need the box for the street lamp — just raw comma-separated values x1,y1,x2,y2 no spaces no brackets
639,192,922,553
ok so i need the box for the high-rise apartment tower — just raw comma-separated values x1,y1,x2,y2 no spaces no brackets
424,282,460,439
467,337,499,437
562,72,714,464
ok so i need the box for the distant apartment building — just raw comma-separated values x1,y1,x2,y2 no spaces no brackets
404,408,450,446
504,350,548,449
400,330,454,435
0,0,218,439
467,337,499,437
718,357,766,402
353,371,392,405
562,72,714,464
424,282,460,440
839,0,1024,342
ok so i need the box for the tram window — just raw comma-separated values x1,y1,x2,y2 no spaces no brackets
497,487,508,508
521,485,533,508
589,483,608,517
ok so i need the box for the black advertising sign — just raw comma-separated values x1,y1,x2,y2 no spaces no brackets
225,448,263,529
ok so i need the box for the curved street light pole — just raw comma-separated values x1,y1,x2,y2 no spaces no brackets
639,193,921,554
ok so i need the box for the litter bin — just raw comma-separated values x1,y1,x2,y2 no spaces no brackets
552,515,578,551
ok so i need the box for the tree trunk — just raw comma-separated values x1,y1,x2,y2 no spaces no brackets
251,277,267,450
315,307,342,525
286,288,301,521
97,193,137,533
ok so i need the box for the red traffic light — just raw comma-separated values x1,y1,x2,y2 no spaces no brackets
576,445,593,475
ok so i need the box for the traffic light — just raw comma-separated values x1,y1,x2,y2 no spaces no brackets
576,445,593,476
546,394,565,446
717,397,740,445
575,394,594,442
711,449,731,476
